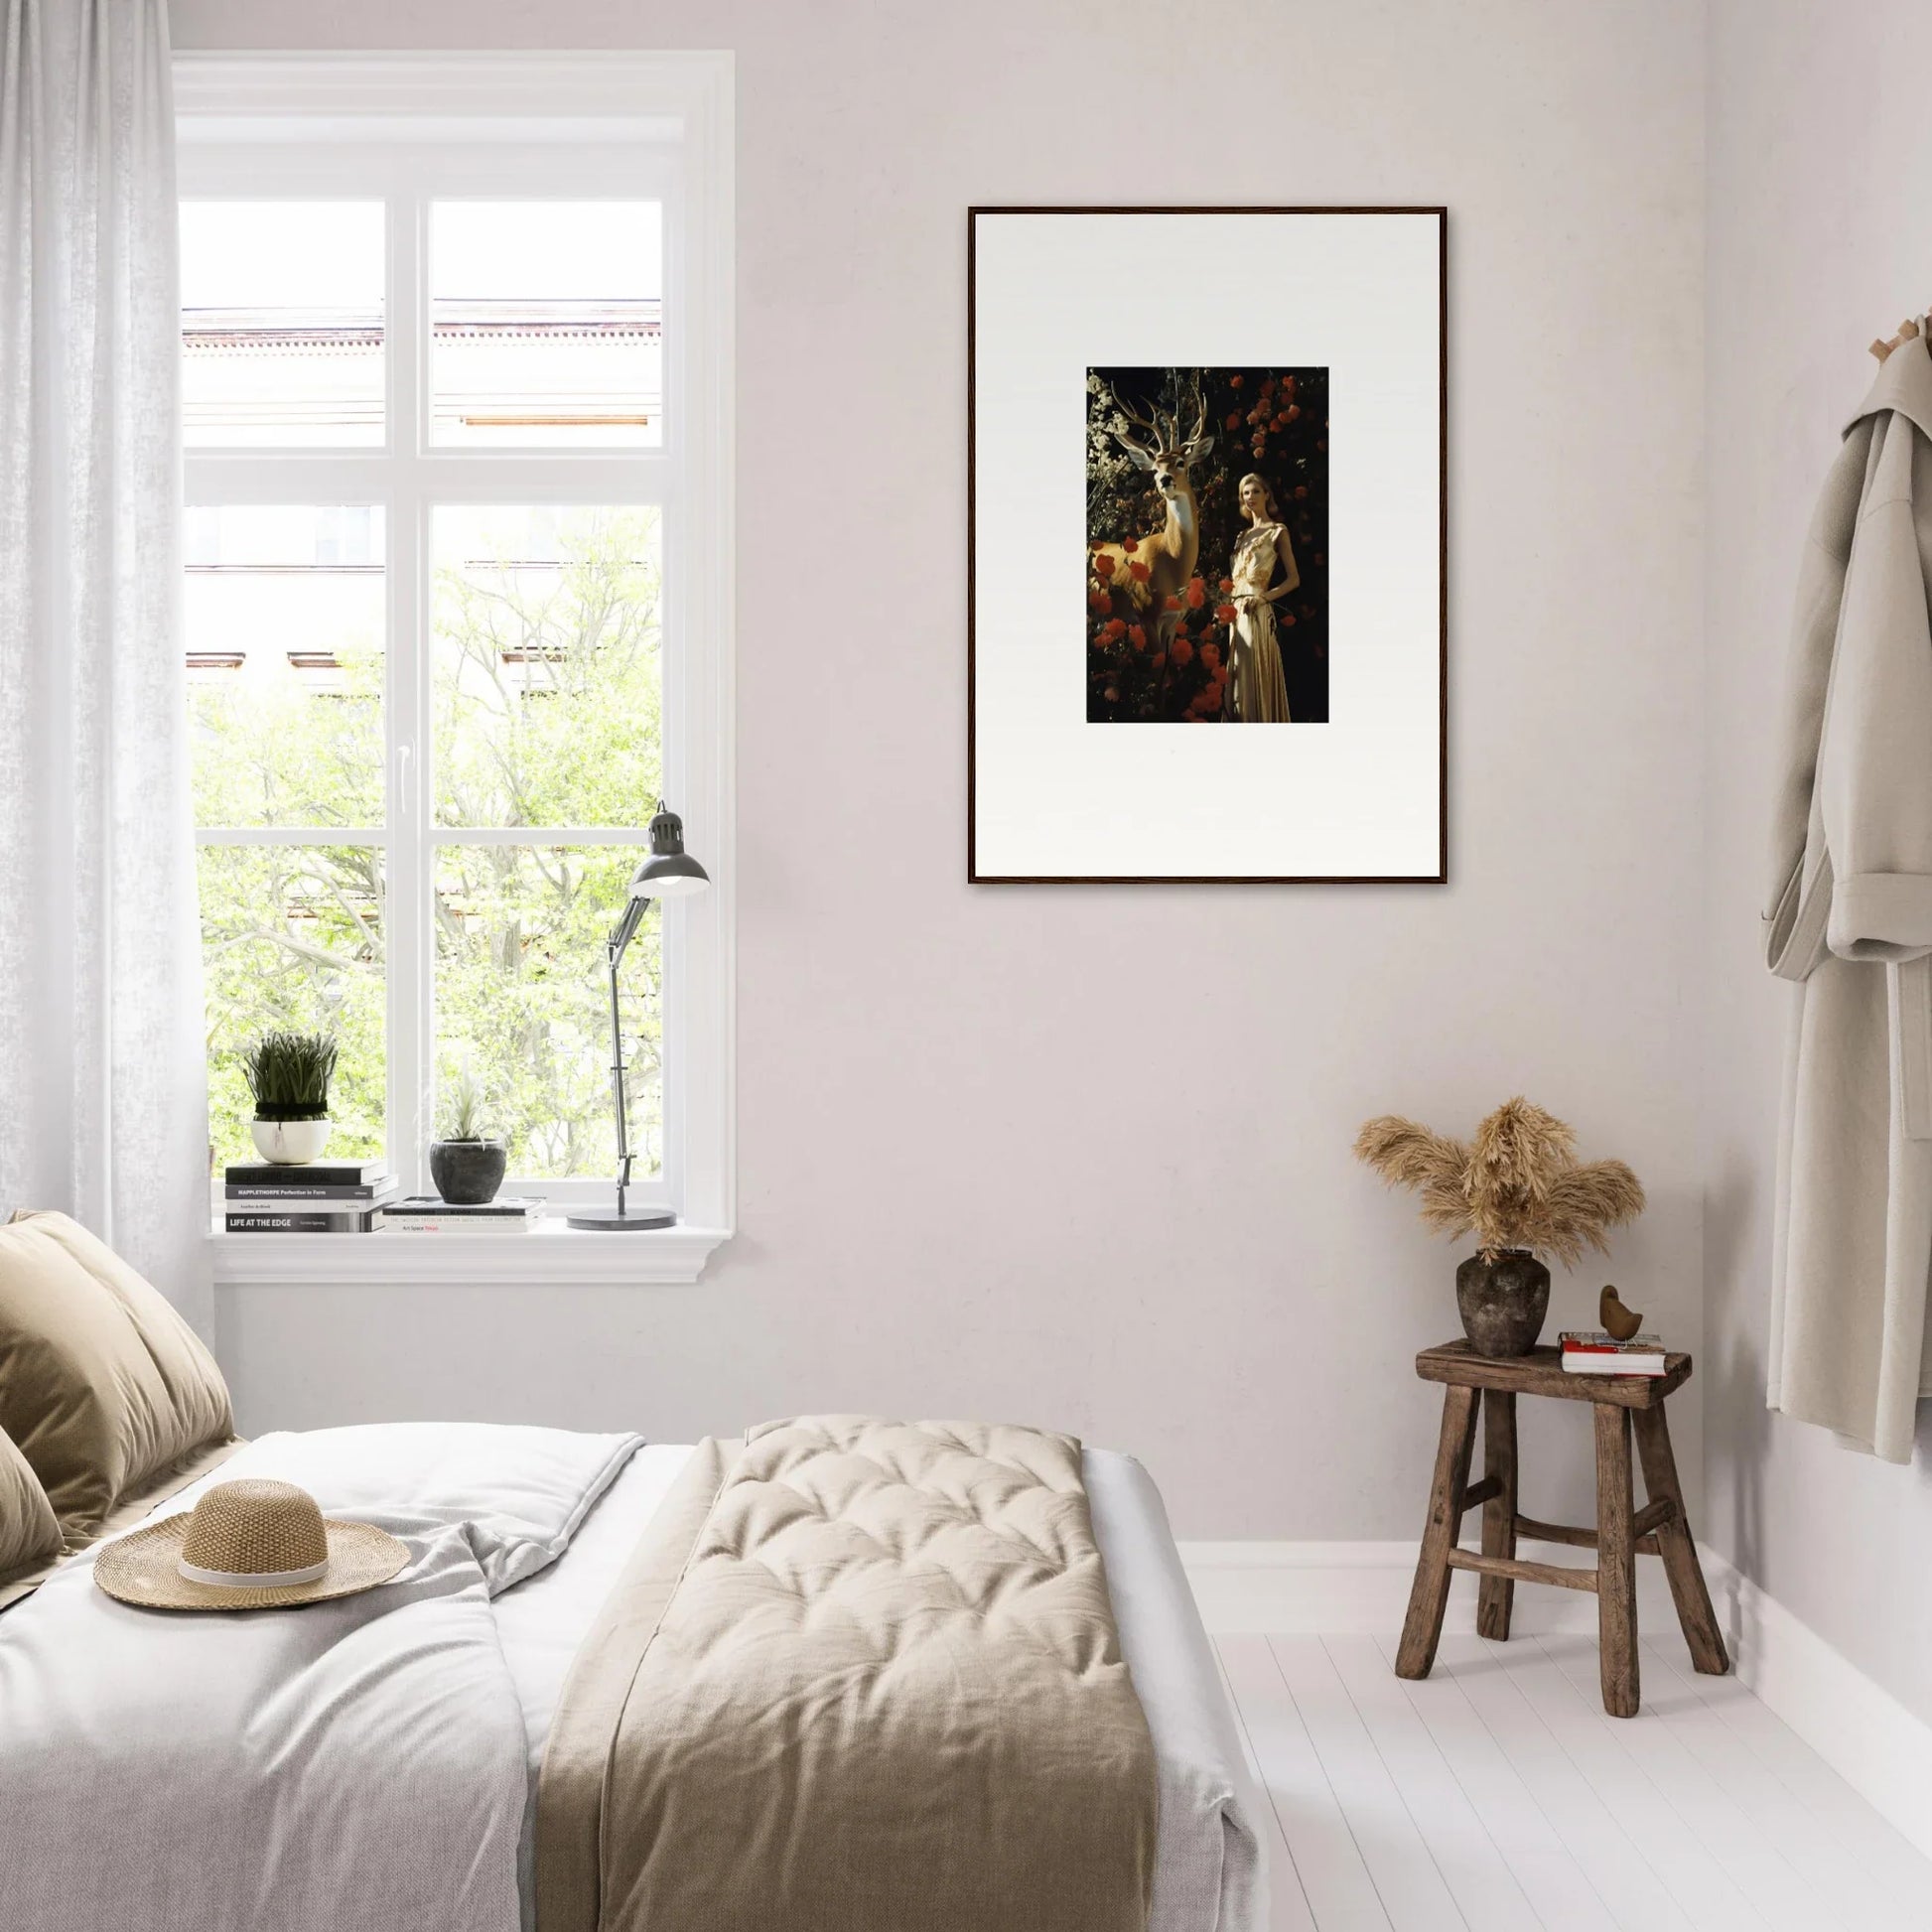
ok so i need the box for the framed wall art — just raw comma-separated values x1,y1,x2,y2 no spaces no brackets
968,207,1446,884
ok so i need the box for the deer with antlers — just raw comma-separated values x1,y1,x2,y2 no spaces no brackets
1089,372,1216,649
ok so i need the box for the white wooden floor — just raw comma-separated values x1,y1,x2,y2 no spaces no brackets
1215,1630,1932,1931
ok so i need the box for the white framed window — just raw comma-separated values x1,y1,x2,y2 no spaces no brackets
177,56,734,1283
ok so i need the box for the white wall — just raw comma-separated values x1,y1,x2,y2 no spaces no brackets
173,0,1707,1540
1703,0,1932,1729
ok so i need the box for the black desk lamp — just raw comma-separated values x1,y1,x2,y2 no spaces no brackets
567,802,709,1230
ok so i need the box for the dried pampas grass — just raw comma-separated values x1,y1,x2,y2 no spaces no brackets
1350,1116,1472,1238
1353,1096,1644,1267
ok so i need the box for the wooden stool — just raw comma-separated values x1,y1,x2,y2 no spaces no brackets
1394,1339,1727,1718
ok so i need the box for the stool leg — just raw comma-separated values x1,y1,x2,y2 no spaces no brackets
1397,1384,1478,1680
1593,1402,1640,1718
1632,1404,1729,1676
1476,1390,1518,1640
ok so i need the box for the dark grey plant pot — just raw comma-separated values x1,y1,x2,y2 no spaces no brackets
428,1139,507,1206
1455,1249,1551,1358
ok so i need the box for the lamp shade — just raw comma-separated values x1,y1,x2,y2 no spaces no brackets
629,802,710,900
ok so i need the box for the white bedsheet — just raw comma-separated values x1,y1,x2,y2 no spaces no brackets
492,1445,1265,1932
0,1424,640,1932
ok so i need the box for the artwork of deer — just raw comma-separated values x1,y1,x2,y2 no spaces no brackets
1089,374,1215,647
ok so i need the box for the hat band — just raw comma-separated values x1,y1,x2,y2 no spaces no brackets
178,1555,330,1588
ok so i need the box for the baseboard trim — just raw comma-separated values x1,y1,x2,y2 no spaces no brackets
1178,1538,1932,1864
1698,1546,1932,1863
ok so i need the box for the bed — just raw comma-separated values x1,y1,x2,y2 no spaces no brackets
0,1420,1265,1932
0,1216,1264,1929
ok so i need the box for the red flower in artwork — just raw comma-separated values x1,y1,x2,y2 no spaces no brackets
1247,410,1261,427
1281,612,1297,627
1122,537,1138,553
1092,552,1116,578
1226,411,1242,430
1187,577,1205,609
1103,687,1119,702
1164,594,1182,612
1229,374,1244,387
1252,440,1266,458
1199,641,1221,673
1286,403,1300,421
1260,375,1276,397
1214,603,1237,623
1219,577,1233,592
1152,652,1168,672
1294,484,1310,499
1128,559,1151,582
1103,618,1127,641
1089,589,1111,613
1171,636,1194,667
1128,624,1147,650
1284,375,1297,398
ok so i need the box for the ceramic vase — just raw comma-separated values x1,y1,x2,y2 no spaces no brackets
1454,1249,1551,1357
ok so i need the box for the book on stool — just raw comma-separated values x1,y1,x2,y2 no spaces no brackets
1560,1328,1667,1376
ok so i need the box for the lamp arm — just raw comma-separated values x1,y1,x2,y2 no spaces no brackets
605,893,657,1219
608,893,649,960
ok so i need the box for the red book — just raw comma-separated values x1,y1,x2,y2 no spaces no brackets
1559,1329,1666,1375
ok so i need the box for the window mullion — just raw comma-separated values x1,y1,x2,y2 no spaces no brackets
385,181,428,1198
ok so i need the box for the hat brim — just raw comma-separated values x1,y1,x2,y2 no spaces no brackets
93,1514,411,1611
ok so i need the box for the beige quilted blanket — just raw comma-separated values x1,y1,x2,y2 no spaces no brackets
535,1417,1158,1932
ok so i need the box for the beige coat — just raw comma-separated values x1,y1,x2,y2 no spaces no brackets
1766,335,1932,1461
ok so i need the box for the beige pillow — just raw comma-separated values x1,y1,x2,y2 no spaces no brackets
0,1210,233,1538
0,1423,61,1585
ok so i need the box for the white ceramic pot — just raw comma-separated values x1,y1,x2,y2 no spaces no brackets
250,1118,333,1166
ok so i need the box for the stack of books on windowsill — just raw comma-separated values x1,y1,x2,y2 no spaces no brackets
1559,1330,1669,1377
223,1160,397,1233
376,1196,545,1235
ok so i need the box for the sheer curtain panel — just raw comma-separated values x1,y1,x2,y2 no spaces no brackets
0,0,209,1327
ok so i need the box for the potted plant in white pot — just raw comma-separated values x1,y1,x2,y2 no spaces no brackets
243,1032,339,1166
428,1071,508,1205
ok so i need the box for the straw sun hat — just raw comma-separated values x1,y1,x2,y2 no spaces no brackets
94,1477,409,1611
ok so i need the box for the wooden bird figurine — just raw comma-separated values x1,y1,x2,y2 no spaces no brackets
1599,1285,1643,1341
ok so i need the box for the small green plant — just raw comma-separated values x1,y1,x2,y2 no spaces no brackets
439,1068,493,1144
243,1032,338,1122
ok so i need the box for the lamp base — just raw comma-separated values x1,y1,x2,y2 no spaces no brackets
565,1206,677,1231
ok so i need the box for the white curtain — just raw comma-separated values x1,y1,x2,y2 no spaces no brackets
0,0,209,1329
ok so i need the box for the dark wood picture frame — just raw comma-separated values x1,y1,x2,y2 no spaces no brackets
967,206,1448,885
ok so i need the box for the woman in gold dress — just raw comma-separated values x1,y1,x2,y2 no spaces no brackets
1225,473,1299,722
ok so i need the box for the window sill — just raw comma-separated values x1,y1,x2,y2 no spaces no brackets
208,1220,731,1286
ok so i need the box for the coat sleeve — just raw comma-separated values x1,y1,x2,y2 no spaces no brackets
1764,428,1865,979
1820,416,1932,963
